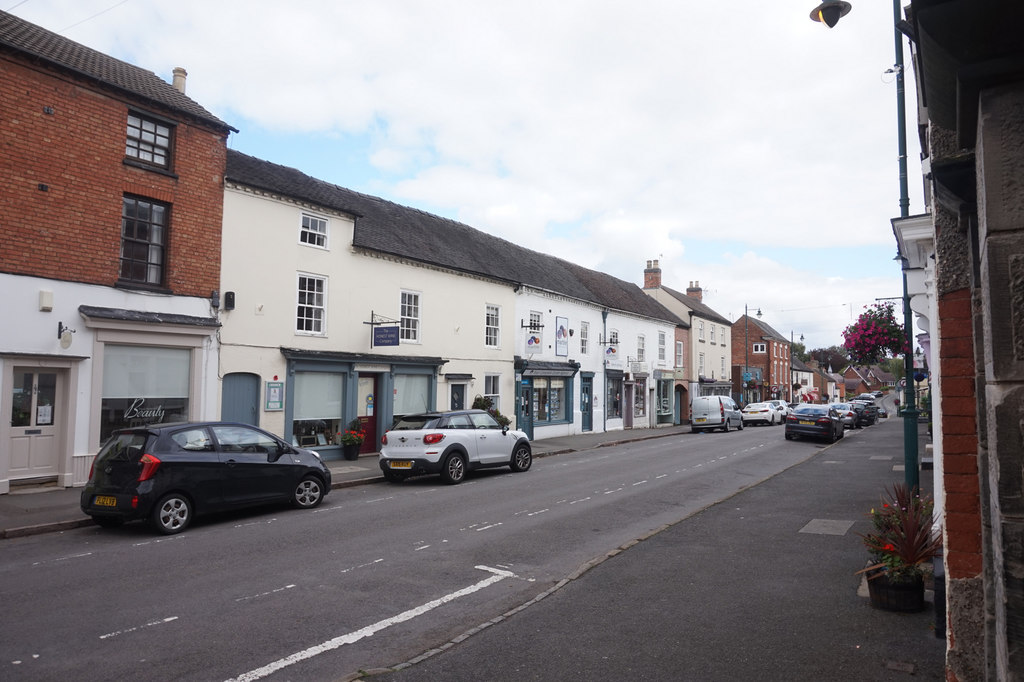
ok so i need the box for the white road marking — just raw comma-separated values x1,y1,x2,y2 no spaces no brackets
100,616,178,640
226,565,516,682
339,558,384,574
526,509,549,516
633,480,648,486
235,584,296,602
414,545,431,551
476,522,504,530
569,496,591,504
131,536,184,548
31,552,92,566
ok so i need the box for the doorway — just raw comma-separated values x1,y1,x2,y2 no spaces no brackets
9,368,64,480
222,372,260,426
580,375,593,432
357,375,378,454
450,383,467,411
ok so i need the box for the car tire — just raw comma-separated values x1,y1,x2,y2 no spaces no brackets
383,469,407,483
509,442,532,472
92,516,124,529
151,493,192,535
292,475,325,509
738,419,744,431
441,452,467,484
722,419,731,433
785,432,794,440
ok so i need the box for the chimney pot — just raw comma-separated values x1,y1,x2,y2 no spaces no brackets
172,67,187,93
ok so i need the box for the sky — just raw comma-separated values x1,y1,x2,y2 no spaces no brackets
7,0,926,351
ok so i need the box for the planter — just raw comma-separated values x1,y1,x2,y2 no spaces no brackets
867,572,926,612
342,443,361,461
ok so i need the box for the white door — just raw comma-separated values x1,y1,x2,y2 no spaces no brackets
9,368,62,479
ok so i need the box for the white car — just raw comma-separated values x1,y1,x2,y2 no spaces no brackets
767,400,793,420
379,409,532,484
742,402,778,426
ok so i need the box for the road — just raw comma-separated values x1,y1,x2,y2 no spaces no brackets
0,423,823,681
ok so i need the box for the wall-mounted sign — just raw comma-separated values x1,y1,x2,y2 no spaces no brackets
265,381,284,411
555,316,568,356
373,326,400,347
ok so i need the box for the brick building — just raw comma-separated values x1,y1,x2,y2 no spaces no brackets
730,313,791,405
0,11,234,493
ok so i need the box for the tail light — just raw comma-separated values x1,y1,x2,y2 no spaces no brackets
787,415,797,422
423,433,445,445
137,454,161,482
720,403,725,420
88,459,95,481
381,434,389,446
816,417,832,425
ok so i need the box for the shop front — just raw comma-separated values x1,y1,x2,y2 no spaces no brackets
514,358,579,441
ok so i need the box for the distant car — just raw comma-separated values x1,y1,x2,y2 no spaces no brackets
850,400,878,426
785,404,844,443
878,407,889,418
831,402,858,429
81,422,332,535
767,400,793,420
855,393,877,403
690,395,744,433
379,409,532,484
872,391,885,398
742,402,778,426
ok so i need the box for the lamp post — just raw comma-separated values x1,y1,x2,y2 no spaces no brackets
790,331,804,402
811,0,918,491
743,305,762,406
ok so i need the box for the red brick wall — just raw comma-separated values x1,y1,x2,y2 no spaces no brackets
0,55,226,298
938,288,983,578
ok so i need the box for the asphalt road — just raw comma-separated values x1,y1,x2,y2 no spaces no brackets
0,424,835,681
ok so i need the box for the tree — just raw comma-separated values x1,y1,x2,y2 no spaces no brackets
809,345,850,372
842,302,906,364
792,341,810,363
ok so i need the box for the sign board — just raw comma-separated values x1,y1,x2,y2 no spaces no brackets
555,316,569,356
373,326,400,347
265,381,284,411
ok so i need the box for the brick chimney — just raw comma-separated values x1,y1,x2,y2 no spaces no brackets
172,67,187,93
643,259,662,289
686,280,703,302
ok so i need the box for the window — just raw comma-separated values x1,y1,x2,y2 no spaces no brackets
484,375,500,412
699,353,705,374
485,305,500,348
401,291,420,342
753,343,767,354
710,325,716,344
721,356,726,376
675,341,684,368
296,274,326,334
580,321,590,354
300,214,328,248
658,332,667,362
125,112,172,168
120,195,167,286
634,378,646,417
292,371,342,444
529,311,542,331
100,345,189,442
607,375,623,419
531,377,567,423
637,336,646,362
698,320,705,341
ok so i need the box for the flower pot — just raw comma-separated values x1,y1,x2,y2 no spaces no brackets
342,443,361,461
867,572,926,612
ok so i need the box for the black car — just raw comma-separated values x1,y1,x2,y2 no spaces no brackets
81,422,332,534
851,400,878,426
784,404,845,443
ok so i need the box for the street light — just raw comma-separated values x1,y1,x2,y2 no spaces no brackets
743,305,762,406
790,331,804,402
810,0,919,491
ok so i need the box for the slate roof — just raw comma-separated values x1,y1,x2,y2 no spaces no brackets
224,149,684,326
0,10,233,132
655,285,731,326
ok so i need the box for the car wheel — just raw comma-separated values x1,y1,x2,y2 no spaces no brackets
738,419,744,431
383,469,407,483
441,452,467,484
722,419,731,433
292,475,324,509
151,493,192,535
92,516,124,529
509,443,532,472
785,432,794,440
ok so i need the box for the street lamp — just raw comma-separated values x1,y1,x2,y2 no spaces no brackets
810,0,919,491
743,305,762,406
790,331,804,402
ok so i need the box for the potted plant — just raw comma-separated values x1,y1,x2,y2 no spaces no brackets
337,419,366,460
857,483,942,612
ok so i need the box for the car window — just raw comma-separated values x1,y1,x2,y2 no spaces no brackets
96,432,149,462
170,428,214,451
392,416,439,430
446,415,473,429
469,412,500,429
211,425,279,453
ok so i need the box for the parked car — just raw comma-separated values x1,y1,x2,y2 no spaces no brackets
767,400,793,420
785,404,845,443
878,407,889,418
855,393,877,403
831,402,858,429
872,391,885,398
690,395,744,433
379,409,532,484
81,422,332,535
850,400,878,426
741,402,778,426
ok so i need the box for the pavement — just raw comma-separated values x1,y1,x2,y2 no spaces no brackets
1,405,946,679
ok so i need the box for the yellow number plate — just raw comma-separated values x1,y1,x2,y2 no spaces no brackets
389,461,413,469
94,495,117,507
694,418,706,423
799,420,814,425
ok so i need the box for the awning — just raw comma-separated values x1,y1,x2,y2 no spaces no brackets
515,357,581,378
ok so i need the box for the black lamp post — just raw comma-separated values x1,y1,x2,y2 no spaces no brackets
810,0,919,491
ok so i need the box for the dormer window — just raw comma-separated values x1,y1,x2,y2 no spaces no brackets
125,112,173,169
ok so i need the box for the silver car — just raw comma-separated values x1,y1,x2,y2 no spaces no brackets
831,402,857,429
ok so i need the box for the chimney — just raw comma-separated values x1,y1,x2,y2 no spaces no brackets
172,67,187,94
686,280,703,302
643,259,662,289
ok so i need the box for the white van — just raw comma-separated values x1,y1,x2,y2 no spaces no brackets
690,395,744,433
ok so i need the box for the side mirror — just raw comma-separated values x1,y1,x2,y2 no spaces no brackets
502,425,509,435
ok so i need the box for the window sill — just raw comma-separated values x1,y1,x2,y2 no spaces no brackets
115,281,171,295
123,158,178,179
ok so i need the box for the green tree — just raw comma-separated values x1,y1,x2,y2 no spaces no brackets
810,345,850,372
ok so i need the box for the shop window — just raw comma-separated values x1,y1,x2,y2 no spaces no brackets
606,375,622,419
100,345,189,442
292,372,342,447
634,378,646,417
394,373,431,416
531,377,567,423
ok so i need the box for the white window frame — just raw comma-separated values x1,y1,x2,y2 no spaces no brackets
300,213,329,249
658,332,666,362
698,320,705,341
710,325,716,344
296,272,327,335
580,321,590,354
637,335,646,362
485,304,500,348
484,374,501,412
699,352,705,374
400,290,421,343
675,341,684,368
753,342,767,354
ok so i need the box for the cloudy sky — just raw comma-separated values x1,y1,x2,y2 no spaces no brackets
9,0,925,350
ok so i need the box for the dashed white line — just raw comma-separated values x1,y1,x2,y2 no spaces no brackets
32,552,92,566
100,616,178,640
475,522,504,531
235,585,296,603
339,558,384,574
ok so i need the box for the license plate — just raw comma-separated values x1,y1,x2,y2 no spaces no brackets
799,420,814,425
93,495,117,507
389,461,412,469
695,418,706,423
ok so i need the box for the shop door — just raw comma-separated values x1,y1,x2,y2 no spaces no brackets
222,373,260,426
516,378,533,440
450,384,466,410
9,369,62,480
580,376,593,432
357,375,378,454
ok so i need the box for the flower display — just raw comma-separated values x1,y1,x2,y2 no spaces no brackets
842,302,907,364
858,483,942,583
337,427,365,446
